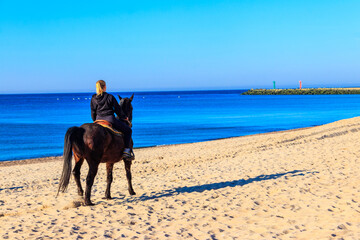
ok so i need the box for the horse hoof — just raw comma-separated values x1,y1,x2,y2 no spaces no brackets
84,201,94,206
130,191,136,195
102,196,112,200
78,191,84,196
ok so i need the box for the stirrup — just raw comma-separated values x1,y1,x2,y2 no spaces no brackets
123,149,135,161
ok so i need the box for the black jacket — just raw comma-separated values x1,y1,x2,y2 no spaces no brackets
90,92,126,121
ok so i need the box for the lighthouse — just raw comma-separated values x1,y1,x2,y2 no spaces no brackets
299,81,302,89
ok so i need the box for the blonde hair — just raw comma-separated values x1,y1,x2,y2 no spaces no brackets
96,80,106,96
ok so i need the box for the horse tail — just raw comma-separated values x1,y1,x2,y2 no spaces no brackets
57,126,85,197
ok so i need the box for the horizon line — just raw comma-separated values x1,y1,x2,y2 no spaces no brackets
0,88,250,95
1,85,360,95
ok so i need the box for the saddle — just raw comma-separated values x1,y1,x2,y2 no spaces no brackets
94,120,123,136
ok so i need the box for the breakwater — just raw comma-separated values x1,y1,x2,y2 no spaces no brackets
242,88,360,95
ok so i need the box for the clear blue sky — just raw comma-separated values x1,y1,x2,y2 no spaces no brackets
1,0,359,93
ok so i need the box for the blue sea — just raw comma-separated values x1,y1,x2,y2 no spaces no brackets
1,90,360,162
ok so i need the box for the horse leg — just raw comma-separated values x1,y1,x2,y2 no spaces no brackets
104,162,114,199
124,160,136,195
72,156,84,196
84,161,99,206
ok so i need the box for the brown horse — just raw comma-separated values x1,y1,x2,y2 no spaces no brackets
57,94,135,206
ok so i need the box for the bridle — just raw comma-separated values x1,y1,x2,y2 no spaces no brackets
119,97,133,128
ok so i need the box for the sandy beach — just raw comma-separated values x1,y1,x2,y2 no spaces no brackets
1,117,360,239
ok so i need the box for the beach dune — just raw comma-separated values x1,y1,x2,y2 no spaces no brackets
1,117,360,239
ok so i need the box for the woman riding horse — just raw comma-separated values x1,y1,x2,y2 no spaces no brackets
57,84,136,206
90,80,134,160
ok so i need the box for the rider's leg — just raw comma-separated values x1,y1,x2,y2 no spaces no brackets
112,119,134,160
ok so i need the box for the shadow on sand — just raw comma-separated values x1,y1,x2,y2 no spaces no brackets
117,169,318,204
0,186,24,192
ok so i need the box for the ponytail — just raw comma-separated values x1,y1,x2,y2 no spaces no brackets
96,80,106,96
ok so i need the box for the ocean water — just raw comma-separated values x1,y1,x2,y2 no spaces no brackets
1,90,360,161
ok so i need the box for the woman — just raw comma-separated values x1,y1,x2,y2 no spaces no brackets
90,80,134,160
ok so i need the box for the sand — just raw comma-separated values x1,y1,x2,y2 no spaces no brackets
1,117,360,239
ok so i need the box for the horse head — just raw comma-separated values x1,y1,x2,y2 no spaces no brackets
118,94,134,126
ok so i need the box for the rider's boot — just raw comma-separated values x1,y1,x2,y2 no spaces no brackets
123,148,135,161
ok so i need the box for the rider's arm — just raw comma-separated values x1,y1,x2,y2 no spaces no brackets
90,97,97,121
111,95,127,120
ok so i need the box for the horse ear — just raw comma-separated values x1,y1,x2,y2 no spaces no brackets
130,93,134,102
118,95,122,101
